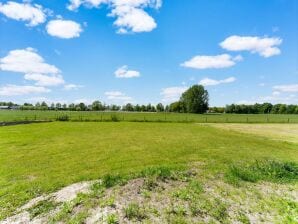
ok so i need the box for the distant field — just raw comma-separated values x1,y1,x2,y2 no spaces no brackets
0,122,297,220
1,110,298,123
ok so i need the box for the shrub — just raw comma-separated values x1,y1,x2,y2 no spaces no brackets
110,114,120,122
56,115,69,121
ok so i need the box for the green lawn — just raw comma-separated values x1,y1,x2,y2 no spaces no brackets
1,110,298,123
0,122,297,219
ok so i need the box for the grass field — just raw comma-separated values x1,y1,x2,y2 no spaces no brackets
1,110,298,123
0,122,297,222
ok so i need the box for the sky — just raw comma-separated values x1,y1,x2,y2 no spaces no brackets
0,0,297,106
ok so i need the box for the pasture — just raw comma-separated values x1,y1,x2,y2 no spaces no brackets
0,121,297,222
1,110,298,123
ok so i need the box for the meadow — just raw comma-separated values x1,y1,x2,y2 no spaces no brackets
0,121,297,222
1,110,298,123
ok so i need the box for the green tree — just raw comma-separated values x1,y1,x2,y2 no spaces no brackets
180,85,209,113
92,101,103,111
156,103,165,112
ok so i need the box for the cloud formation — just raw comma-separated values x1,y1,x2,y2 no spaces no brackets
0,48,60,75
105,91,133,103
199,77,236,86
115,65,140,78
0,85,50,96
273,84,298,93
46,19,83,39
220,36,282,58
161,86,187,102
67,0,161,33
181,54,242,69
0,1,46,26
0,48,67,87
24,73,65,86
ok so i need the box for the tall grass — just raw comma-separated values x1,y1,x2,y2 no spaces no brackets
226,160,298,185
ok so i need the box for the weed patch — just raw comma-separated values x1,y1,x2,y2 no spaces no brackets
28,200,57,219
124,202,147,221
226,160,298,185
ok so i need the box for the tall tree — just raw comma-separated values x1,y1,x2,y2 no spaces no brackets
180,85,209,114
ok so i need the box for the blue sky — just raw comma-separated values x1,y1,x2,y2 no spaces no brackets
0,0,297,106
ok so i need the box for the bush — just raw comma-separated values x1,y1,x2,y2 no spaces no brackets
56,115,69,121
110,114,120,122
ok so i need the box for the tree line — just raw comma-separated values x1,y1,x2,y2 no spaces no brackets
224,103,298,114
1,85,298,114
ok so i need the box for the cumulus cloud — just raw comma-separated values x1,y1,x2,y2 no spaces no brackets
0,48,70,88
273,84,298,93
67,0,161,33
160,86,187,102
181,54,242,69
46,19,83,39
220,35,282,58
0,48,60,75
110,4,156,33
24,73,65,86
105,91,133,103
199,77,236,86
67,0,109,11
0,85,50,96
115,65,140,78
0,1,47,26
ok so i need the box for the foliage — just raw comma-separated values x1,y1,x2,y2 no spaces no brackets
225,103,298,114
180,85,209,114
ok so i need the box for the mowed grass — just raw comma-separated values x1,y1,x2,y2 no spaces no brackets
207,123,298,143
1,110,298,123
0,122,297,219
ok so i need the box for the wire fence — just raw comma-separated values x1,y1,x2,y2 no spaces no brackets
1,110,298,123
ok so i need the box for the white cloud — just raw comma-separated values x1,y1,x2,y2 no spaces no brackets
67,0,160,33
181,54,242,69
64,84,84,90
220,35,282,58
0,1,46,26
160,86,187,102
273,84,298,93
0,48,60,74
104,91,133,103
199,77,236,86
110,5,156,33
67,0,108,10
115,65,140,78
24,73,65,86
0,85,50,96
0,48,69,87
46,19,83,39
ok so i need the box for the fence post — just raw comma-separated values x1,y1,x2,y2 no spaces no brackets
288,118,290,123
246,117,248,123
